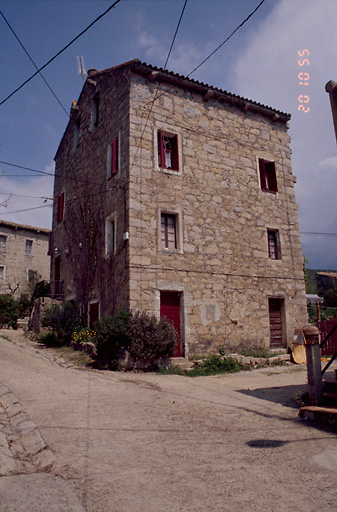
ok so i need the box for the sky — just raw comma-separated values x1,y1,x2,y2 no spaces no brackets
0,0,336,269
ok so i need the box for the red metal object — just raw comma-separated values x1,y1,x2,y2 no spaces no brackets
160,291,181,357
316,317,337,356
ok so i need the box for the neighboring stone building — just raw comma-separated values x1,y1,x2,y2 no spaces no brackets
51,59,307,357
0,220,50,298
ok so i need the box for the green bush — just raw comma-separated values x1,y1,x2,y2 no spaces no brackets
0,294,20,329
127,311,177,361
41,301,80,346
94,311,131,368
188,355,240,377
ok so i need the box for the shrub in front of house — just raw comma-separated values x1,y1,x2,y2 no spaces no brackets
40,300,80,346
127,311,177,363
0,294,20,329
94,311,131,368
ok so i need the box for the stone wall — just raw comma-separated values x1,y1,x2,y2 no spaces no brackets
0,222,50,298
128,76,307,356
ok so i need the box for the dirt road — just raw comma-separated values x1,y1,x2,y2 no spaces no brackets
1,330,337,512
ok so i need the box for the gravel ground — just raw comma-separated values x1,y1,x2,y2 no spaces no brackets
0,329,337,512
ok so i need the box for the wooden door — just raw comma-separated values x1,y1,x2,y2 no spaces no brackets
160,291,181,357
269,298,284,347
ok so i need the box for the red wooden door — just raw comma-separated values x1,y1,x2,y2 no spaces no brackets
269,298,283,347
160,292,181,357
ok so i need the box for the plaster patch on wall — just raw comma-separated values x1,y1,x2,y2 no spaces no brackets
200,300,220,326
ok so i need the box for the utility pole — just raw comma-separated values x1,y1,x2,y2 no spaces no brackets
325,80,337,144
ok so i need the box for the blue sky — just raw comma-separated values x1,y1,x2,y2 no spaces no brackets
0,0,336,269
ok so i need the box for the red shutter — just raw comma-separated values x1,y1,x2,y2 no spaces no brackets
267,162,278,192
171,135,179,170
111,137,118,175
158,131,165,168
259,158,266,190
57,193,64,223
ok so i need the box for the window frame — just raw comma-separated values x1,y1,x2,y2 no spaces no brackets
105,212,116,257
157,130,179,171
0,234,8,253
27,269,37,282
56,192,65,223
267,229,281,260
108,136,119,177
25,239,34,256
0,265,5,279
91,93,100,130
259,158,278,193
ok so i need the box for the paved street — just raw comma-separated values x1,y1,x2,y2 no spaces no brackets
0,330,337,512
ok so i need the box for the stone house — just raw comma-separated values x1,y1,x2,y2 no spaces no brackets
51,59,307,357
0,220,50,298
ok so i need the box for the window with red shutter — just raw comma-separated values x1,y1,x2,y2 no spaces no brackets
259,158,277,193
111,136,119,176
57,192,65,223
158,131,179,170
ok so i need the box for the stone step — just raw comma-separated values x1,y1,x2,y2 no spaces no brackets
170,357,194,371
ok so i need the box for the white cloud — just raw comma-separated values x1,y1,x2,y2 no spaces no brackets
319,156,337,171
231,0,337,269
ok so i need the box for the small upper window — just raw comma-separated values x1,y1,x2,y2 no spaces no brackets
73,117,80,151
106,214,116,256
57,193,65,223
158,131,179,171
0,265,5,279
268,229,281,260
259,158,277,193
110,136,119,176
25,239,33,256
161,213,177,250
91,93,99,130
28,269,37,282
0,234,7,252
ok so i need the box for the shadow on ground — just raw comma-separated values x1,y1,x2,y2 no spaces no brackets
236,383,307,409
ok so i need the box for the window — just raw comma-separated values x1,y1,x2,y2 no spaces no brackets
110,136,119,176
259,158,277,193
57,192,65,223
73,117,80,151
106,214,116,255
158,131,179,170
0,234,7,252
0,265,5,279
161,214,177,250
268,230,281,260
25,239,33,256
91,93,99,129
28,269,37,282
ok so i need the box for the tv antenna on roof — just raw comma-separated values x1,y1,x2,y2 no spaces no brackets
77,56,87,83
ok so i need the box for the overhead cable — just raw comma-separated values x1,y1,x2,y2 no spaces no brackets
0,0,122,106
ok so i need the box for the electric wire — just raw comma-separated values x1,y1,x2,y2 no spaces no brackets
0,1,122,106
143,0,267,107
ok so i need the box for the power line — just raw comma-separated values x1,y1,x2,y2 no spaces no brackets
0,0,122,106
0,160,124,190
0,204,51,215
143,0,267,107
0,10,68,116
301,232,337,238
188,0,266,78
0,190,52,200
